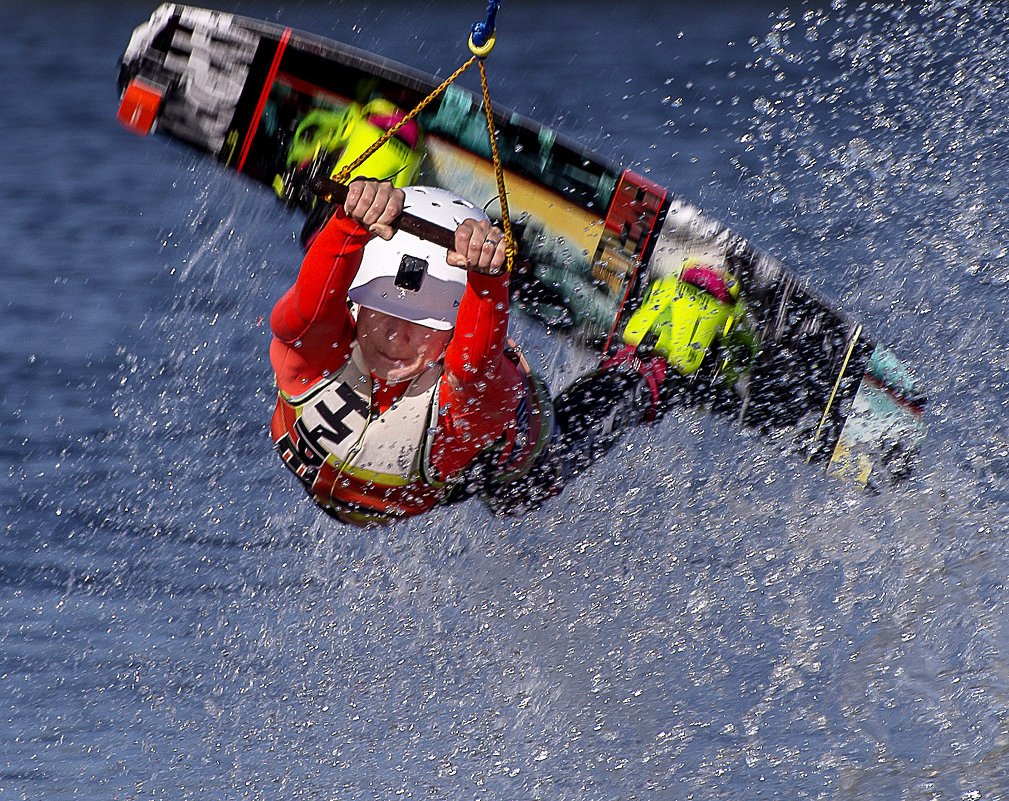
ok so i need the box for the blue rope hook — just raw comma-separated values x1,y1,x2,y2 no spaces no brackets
470,0,501,50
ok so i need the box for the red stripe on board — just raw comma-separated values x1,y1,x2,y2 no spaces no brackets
863,373,926,416
601,261,644,357
600,171,668,355
274,71,344,102
236,28,292,172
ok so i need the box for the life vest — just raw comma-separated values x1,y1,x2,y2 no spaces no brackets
271,345,445,525
271,344,556,525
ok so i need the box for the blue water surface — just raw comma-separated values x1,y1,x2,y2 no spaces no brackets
3,0,1009,798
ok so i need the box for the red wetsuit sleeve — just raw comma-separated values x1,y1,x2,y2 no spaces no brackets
269,210,367,396
428,270,523,480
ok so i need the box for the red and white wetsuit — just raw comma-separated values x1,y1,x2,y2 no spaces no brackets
269,208,540,525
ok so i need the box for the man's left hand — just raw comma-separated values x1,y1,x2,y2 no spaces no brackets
448,219,508,276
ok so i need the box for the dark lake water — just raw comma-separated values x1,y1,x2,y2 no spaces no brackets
3,0,1009,798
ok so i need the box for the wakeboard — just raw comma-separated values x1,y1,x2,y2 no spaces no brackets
116,3,926,488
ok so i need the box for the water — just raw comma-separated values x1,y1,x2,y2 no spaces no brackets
3,0,1009,798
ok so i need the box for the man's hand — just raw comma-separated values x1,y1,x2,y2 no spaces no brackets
448,218,508,276
345,179,508,275
344,179,404,241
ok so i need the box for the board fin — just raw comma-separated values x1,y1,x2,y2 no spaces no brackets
827,345,926,488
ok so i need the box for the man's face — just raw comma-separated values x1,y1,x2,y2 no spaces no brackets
356,307,453,382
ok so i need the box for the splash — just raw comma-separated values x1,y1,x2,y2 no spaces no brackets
731,1,1009,501
738,1,1009,294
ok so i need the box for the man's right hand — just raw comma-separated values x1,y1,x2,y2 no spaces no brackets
343,179,404,241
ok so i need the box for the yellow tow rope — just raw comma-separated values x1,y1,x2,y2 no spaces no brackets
332,23,516,273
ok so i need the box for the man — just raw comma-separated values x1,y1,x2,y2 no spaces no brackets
269,179,735,525
269,179,555,525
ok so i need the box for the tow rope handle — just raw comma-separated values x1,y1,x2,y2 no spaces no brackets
311,177,454,249
311,176,507,277
325,0,515,273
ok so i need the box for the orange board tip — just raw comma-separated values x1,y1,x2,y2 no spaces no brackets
117,78,164,136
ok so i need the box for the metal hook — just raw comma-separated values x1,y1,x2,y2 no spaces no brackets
470,0,501,50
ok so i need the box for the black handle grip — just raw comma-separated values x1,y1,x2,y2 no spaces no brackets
310,176,457,251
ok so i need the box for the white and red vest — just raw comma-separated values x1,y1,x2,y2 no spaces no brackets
272,345,555,525
271,345,446,524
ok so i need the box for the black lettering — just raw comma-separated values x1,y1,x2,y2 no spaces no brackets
292,417,328,466
315,384,369,444
296,384,370,461
275,432,319,490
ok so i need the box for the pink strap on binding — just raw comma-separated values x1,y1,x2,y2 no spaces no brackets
680,264,733,304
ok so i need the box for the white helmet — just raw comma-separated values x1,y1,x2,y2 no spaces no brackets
348,186,489,330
